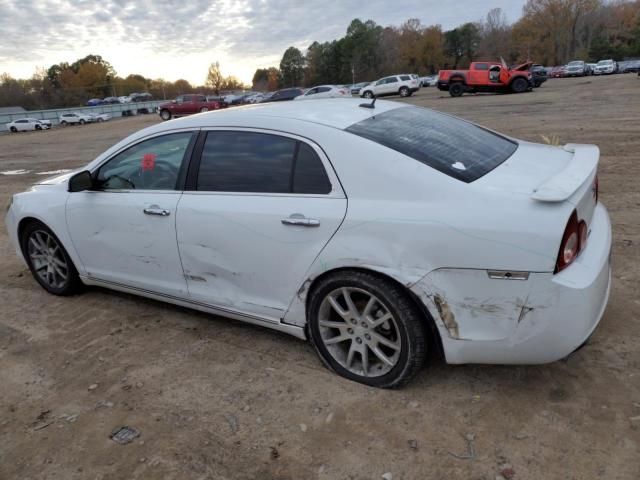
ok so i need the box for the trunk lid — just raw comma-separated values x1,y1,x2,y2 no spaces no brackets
475,141,598,225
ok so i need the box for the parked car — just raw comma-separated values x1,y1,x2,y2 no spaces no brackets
619,60,640,73
130,92,153,102
419,75,438,87
103,97,120,104
4,99,611,388
118,96,132,104
360,74,420,98
6,118,51,132
86,98,105,106
350,82,370,95
565,60,589,77
594,59,617,75
294,85,350,100
88,113,112,123
530,64,548,87
261,88,304,102
438,61,533,97
158,94,222,121
549,66,566,78
59,113,93,125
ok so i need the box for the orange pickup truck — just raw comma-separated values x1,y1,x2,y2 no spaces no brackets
437,61,533,97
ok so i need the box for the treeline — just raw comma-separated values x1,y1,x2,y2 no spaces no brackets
0,55,247,110
254,0,640,89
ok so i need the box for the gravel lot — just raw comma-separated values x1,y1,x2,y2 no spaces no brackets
1,74,639,480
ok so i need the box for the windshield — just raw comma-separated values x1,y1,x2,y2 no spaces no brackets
568,61,583,66
345,106,517,183
598,60,612,65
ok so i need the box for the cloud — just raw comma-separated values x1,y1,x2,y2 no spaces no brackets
0,0,526,83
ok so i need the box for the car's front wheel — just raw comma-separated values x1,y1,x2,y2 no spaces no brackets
79,119,86,125
362,90,374,99
20,221,83,296
199,107,209,113
10,126,17,132
511,77,529,93
307,271,427,388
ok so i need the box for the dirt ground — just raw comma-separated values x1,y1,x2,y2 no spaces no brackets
1,74,639,480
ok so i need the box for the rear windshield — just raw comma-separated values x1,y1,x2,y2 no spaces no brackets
345,106,518,183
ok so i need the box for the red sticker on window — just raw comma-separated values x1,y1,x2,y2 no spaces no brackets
142,153,156,171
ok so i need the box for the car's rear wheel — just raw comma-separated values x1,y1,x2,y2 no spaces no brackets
511,77,529,93
79,119,86,125
20,221,83,296
10,126,17,132
199,107,209,113
60,121,67,126
307,270,427,388
160,109,172,121
449,82,465,97
97,118,104,122
362,91,374,99
399,86,409,97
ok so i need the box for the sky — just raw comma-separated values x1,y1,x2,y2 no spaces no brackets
0,0,527,85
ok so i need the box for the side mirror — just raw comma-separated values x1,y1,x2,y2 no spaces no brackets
68,170,93,192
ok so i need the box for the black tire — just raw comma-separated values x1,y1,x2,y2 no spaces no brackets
60,121,67,126
510,77,529,93
362,90,374,99
307,270,428,388
160,109,172,121
449,82,465,97
399,86,409,97
199,107,209,113
10,126,17,132
20,220,83,296
97,118,104,123
35,124,42,130
79,119,86,125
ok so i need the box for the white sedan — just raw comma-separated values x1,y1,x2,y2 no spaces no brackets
5,99,611,388
6,118,51,132
88,113,112,122
294,85,350,100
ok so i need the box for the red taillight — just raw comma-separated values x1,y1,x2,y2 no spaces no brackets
556,210,589,273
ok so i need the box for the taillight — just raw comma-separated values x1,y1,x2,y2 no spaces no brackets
555,210,589,273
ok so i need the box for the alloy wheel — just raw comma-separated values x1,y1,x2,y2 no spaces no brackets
27,230,69,289
318,287,401,377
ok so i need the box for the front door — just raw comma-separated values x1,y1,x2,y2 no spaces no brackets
66,131,196,297
176,129,347,321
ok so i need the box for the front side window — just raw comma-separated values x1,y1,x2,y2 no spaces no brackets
96,132,193,190
197,131,331,194
346,106,517,183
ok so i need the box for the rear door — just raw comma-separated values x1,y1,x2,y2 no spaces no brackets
176,129,347,320
469,63,489,84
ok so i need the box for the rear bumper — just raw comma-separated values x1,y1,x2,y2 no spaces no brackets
437,81,449,91
412,203,612,365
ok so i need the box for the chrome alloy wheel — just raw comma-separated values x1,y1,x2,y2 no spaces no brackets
27,230,69,289
318,287,401,377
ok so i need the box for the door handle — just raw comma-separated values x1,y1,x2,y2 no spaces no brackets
143,206,171,216
281,215,320,227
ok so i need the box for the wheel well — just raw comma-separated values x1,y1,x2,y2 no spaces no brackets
18,216,40,242
304,267,444,359
449,76,466,84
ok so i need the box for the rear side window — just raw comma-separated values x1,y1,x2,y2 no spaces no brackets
474,63,489,70
345,106,517,183
400,75,411,81
197,131,331,194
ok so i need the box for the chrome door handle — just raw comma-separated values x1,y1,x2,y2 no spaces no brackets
281,216,320,227
143,206,171,216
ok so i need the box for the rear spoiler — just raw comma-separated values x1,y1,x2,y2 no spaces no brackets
531,144,599,202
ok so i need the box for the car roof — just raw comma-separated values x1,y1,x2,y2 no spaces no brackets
161,98,409,132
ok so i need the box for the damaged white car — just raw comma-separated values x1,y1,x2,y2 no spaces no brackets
5,99,612,388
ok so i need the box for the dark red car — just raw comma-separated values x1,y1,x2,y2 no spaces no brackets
549,66,566,78
158,94,222,121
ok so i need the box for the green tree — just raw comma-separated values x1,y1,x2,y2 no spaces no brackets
280,47,305,87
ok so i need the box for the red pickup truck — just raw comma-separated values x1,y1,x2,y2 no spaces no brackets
158,94,222,121
437,61,533,97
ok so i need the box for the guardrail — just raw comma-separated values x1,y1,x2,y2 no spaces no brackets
1,101,165,131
